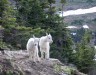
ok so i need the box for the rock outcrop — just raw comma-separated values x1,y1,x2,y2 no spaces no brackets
0,50,87,75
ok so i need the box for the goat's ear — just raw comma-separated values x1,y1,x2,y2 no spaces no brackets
33,35,35,38
46,33,48,36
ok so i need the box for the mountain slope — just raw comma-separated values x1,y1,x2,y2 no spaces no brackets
55,0,96,31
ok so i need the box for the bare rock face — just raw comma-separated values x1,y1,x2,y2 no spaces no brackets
0,50,87,75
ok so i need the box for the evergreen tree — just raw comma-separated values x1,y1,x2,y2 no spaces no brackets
15,0,46,27
15,0,74,63
0,0,74,63
0,0,16,48
74,30,95,73
44,0,73,63
0,0,44,49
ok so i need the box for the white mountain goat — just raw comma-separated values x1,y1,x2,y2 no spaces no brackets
26,35,39,62
39,33,53,59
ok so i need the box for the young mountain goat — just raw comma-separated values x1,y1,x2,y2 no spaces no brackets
26,35,39,62
39,33,53,59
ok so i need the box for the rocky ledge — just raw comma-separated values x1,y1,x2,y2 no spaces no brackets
0,50,87,75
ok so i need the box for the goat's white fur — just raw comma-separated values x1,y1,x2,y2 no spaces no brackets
39,33,53,59
26,35,39,62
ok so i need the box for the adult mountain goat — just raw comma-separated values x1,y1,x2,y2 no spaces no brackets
39,33,53,59
26,35,39,62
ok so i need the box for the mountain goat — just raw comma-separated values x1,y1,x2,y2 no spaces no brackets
39,33,53,59
26,35,39,62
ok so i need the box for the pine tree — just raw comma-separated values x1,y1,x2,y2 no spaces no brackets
43,0,74,63
0,0,38,49
0,0,16,49
74,30,95,73
15,0,46,28
13,0,74,63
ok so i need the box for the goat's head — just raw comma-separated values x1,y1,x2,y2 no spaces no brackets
33,35,39,46
46,33,53,43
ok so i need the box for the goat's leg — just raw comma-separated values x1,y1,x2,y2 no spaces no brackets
36,49,40,61
40,48,44,59
45,50,49,59
33,50,37,62
29,50,33,60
